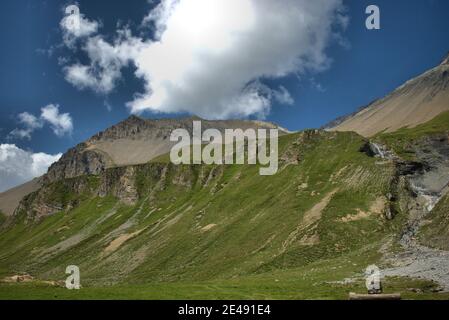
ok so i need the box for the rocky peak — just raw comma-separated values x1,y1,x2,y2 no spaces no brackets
89,115,149,142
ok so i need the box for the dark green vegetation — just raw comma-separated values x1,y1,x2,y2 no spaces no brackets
0,114,448,299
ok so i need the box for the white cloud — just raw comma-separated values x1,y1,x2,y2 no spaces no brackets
8,129,34,140
41,104,73,137
64,32,142,94
60,9,100,47
18,112,43,130
142,0,180,39
273,86,294,106
62,0,347,119
8,105,73,140
8,112,44,140
0,144,61,192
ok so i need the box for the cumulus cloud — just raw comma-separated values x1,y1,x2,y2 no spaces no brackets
40,104,74,137
0,144,61,192
8,104,73,140
62,0,347,119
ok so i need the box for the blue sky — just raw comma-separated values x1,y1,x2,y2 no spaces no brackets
0,0,448,191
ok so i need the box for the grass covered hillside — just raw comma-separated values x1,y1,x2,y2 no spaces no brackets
0,127,448,299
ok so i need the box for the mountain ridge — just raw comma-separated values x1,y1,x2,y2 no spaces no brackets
1,54,449,299
0,116,289,216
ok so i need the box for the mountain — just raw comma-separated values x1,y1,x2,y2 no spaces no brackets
329,53,449,136
1,109,449,298
2,130,399,294
0,116,289,216
44,116,290,182
1,58,449,299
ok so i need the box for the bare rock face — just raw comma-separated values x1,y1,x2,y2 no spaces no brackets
15,175,96,220
16,162,211,220
90,115,148,141
97,166,139,206
408,134,449,199
17,166,140,220
44,143,113,183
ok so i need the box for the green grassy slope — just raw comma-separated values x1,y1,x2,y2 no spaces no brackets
0,129,445,299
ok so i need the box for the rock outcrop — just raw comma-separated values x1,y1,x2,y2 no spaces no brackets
16,162,218,220
44,143,113,183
